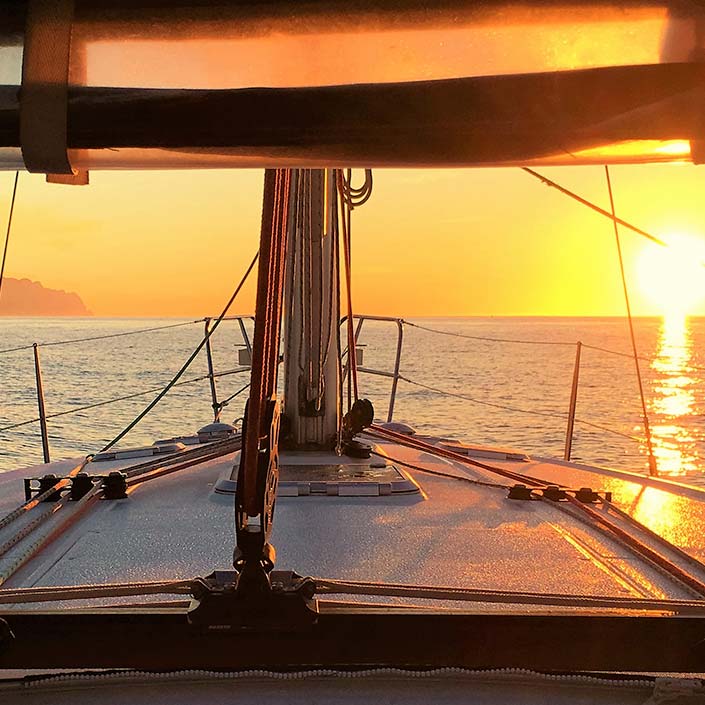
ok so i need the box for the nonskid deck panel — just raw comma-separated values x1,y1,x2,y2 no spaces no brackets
2,438,705,612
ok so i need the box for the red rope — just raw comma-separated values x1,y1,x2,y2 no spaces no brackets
337,170,359,404
239,169,290,515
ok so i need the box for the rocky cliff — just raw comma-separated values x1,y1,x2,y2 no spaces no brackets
0,278,91,316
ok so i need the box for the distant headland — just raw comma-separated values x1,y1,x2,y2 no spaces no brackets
0,278,91,316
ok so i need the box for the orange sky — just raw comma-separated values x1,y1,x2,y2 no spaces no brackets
2,164,705,318
3,5,704,317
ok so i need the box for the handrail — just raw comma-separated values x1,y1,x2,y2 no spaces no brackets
348,317,675,475
341,315,404,422
0,367,252,436
564,342,582,461
32,343,50,463
0,318,254,462
1,314,691,476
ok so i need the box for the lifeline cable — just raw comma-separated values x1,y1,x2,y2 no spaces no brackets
394,320,705,373
403,320,576,346
100,251,259,452
0,367,247,435
582,341,705,373
604,165,657,476
397,375,642,442
217,381,251,410
0,318,203,355
0,171,19,301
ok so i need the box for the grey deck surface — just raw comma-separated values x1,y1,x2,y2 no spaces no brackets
2,439,704,606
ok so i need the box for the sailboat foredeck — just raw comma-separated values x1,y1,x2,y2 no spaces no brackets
2,436,705,614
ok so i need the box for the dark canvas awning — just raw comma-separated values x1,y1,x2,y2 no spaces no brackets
1,0,704,170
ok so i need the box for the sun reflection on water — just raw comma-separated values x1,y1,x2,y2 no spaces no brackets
648,314,700,476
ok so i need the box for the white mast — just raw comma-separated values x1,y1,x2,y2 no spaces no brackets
282,169,339,449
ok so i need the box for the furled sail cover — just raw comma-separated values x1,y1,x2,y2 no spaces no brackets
0,0,704,170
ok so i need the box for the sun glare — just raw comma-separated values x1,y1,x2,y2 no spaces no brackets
637,234,705,317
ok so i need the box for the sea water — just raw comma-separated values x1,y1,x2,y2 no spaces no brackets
1,316,703,482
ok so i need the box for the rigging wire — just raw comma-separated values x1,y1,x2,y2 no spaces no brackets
99,251,259,453
522,167,669,249
313,171,338,413
344,170,357,406
217,381,251,410
604,165,657,477
0,171,19,302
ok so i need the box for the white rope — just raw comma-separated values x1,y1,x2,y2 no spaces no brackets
315,578,705,614
0,578,192,604
3,575,704,614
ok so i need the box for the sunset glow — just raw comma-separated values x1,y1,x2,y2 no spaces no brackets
648,314,700,476
2,165,705,318
637,234,705,317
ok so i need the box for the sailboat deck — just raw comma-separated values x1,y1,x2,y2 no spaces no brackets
2,437,705,610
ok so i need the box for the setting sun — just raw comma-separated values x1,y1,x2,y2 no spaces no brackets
637,234,705,317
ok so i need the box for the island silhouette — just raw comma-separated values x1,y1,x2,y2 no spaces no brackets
0,278,91,316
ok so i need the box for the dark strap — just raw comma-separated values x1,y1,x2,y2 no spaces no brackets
20,0,79,177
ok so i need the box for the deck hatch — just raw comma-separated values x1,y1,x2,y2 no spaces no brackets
215,461,420,497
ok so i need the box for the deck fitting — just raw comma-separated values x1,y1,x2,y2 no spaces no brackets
102,471,128,500
542,485,567,501
38,474,62,502
507,484,534,501
70,472,95,501
575,487,599,503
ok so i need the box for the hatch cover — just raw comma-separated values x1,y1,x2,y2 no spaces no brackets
214,459,420,497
